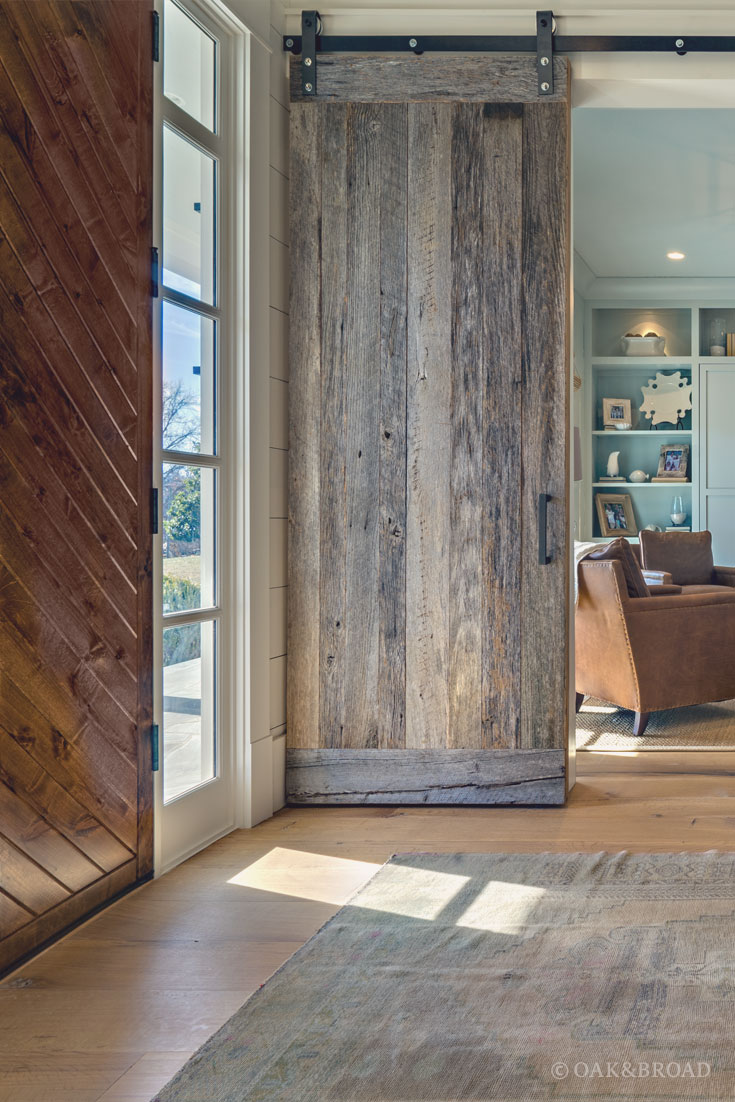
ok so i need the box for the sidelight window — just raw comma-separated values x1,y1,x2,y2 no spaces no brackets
159,0,224,805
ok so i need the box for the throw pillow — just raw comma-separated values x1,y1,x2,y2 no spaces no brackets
586,537,650,599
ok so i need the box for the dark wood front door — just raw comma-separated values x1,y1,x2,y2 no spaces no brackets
287,57,571,804
0,0,153,973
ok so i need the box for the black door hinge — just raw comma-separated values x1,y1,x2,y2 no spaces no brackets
151,246,159,298
151,724,160,772
301,10,319,96
152,10,160,62
151,487,159,535
536,10,555,95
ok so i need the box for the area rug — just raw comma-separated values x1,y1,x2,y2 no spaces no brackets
153,852,735,1101
577,696,735,751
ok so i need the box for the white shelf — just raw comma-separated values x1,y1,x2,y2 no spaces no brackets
591,430,691,436
591,357,692,367
592,482,691,489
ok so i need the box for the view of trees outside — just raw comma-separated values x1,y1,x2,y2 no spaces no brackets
162,381,204,662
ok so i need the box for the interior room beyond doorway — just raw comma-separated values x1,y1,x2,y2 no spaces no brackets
573,106,735,753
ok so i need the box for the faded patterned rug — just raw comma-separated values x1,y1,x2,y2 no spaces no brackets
154,852,735,1101
577,696,735,751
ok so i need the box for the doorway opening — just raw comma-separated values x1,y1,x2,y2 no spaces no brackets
572,105,735,753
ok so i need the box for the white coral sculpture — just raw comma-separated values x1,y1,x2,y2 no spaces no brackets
640,371,692,429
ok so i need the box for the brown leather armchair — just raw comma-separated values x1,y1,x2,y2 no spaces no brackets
575,558,735,736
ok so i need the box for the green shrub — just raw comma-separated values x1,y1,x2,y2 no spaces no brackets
163,576,201,614
163,622,201,667
162,577,202,666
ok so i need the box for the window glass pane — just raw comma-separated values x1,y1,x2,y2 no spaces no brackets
163,620,216,801
163,464,216,611
162,302,215,454
163,0,215,132
163,126,216,304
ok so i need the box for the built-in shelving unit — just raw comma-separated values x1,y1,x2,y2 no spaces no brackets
580,299,735,542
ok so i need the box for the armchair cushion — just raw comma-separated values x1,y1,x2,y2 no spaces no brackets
640,529,715,587
586,537,650,599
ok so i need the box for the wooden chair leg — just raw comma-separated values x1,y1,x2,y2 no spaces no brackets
633,711,650,737
575,692,585,714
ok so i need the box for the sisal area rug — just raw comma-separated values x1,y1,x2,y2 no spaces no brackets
577,696,735,751
154,852,735,1101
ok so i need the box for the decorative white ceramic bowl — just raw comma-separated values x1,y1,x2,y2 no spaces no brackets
620,335,665,356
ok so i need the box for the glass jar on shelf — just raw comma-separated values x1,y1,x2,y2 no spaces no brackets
710,317,726,356
670,496,686,527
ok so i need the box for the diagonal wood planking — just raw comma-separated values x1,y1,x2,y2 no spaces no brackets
0,0,152,974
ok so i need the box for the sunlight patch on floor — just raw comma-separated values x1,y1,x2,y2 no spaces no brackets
354,863,471,920
579,749,642,757
456,880,547,932
227,847,381,904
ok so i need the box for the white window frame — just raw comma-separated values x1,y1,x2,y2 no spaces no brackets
152,0,257,873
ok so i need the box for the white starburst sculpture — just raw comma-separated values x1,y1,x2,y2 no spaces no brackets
640,371,692,429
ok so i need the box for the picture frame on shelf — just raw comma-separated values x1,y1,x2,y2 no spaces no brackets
653,443,689,481
602,398,632,430
596,493,637,539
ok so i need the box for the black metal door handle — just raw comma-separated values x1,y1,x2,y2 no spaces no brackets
538,492,552,565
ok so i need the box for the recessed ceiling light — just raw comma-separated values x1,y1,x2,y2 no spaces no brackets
667,251,686,261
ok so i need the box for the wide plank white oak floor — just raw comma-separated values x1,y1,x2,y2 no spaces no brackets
2,751,735,1101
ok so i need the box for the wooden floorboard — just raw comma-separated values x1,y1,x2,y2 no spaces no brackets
2,751,735,1101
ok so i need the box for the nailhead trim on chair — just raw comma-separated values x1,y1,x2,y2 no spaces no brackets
580,561,642,713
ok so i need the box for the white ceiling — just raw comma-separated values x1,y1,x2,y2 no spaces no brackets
573,108,735,278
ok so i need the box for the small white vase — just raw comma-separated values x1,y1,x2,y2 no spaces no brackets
607,451,621,478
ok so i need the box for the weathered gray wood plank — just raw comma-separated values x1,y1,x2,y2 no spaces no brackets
406,103,451,750
287,748,565,805
287,104,321,749
448,104,484,748
319,104,348,748
342,103,381,747
287,63,571,797
290,55,569,104
378,104,408,749
482,104,523,749
520,99,571,750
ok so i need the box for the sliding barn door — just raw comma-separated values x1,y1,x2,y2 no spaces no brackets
0,1,152,972
288,57,570,804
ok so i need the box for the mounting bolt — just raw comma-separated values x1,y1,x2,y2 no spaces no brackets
285,37,293,47
409,37,417,48
305,82,313,92
541,81,550,92
540,56,549,66
304,56,312,65
675,38,684,48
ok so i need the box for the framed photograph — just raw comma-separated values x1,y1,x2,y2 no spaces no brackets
656,443,689,480
596,493,637,539
602,398,632,428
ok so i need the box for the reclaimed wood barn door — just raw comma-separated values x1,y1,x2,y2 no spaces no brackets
288,57,571,805
0,0,153,972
